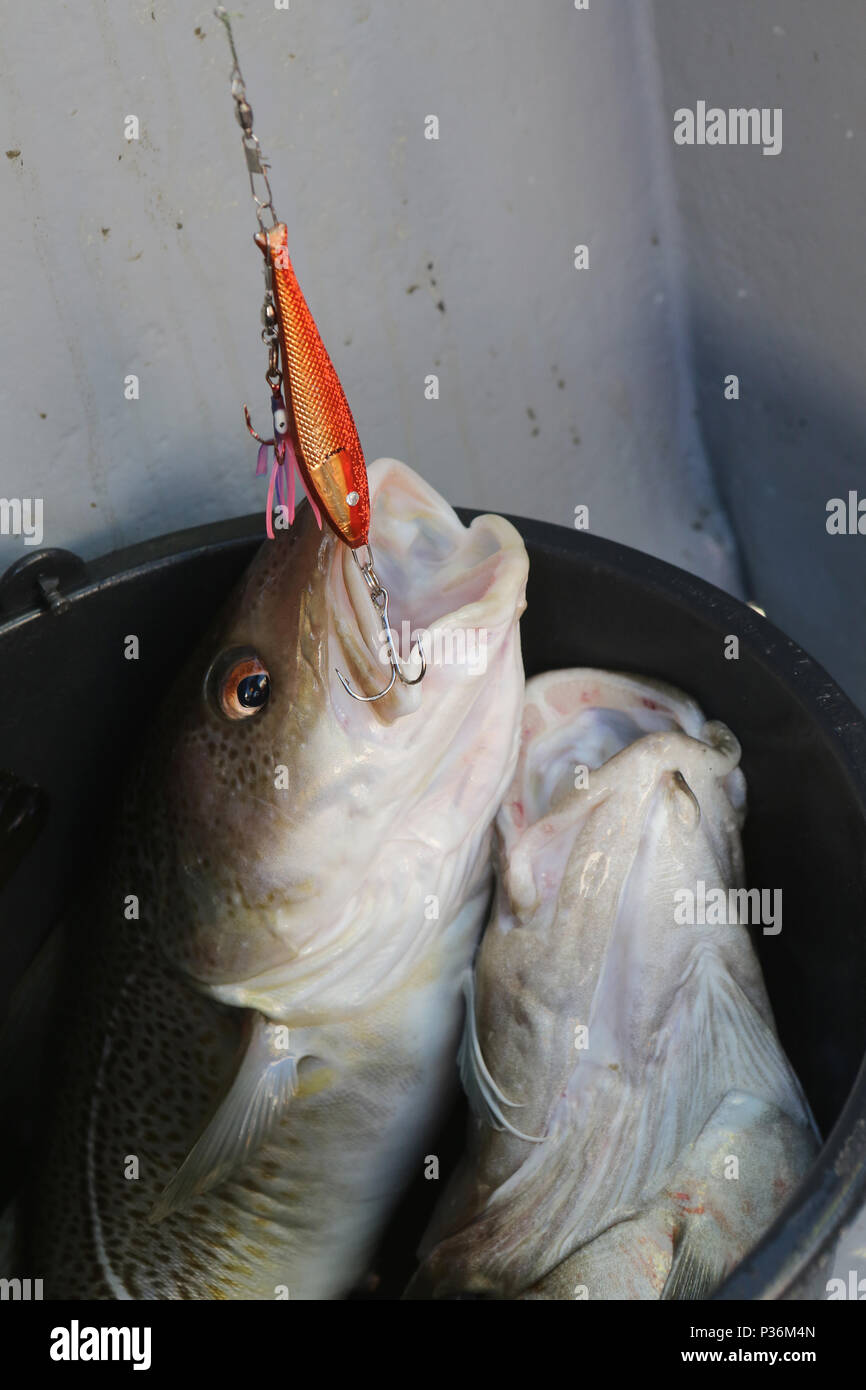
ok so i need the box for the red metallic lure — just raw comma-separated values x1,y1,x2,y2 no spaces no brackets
254,223,370,549
217,6,426,701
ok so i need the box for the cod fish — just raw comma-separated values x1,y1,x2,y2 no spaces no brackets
15,459,528,1299
410,668,818,1299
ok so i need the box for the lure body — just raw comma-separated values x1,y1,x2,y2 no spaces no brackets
255,223,370,548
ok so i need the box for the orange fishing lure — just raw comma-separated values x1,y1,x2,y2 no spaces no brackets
216,6,426,702
254,223,370,549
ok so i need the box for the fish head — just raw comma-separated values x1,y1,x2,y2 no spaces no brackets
496,669,746,922
492,677,750,1068
132,460,528,1019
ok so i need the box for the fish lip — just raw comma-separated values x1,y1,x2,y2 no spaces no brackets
329,458,529,705
500,672,742,846
495,675,746,915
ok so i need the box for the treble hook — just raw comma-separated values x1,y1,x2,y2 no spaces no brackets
336,547,427,703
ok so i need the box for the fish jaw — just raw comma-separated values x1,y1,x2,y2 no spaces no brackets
138,458,528,1023
411,670,816,1300
501,666,746,849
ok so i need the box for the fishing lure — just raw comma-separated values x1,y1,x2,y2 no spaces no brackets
216,7,424,702
245,390,322,534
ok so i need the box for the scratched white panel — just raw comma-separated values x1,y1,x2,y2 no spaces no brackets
653,0,866,712
0,0,739,592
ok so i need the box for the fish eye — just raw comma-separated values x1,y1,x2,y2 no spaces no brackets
273,408,289,434
206,646,271,721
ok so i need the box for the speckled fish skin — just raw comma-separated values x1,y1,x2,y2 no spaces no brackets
409,669,818,1301
20,459,528,1300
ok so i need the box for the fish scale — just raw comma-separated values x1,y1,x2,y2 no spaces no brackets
27,917,462,1299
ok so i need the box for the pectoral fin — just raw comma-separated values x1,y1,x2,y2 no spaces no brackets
149,1012,311,1222
661,1226,728,1301
457,970,544,1144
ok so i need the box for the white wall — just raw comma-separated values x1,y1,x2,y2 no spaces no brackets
653,0,866,709
0,0,738,595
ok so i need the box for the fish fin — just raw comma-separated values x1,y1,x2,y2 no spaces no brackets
648,947,821,1164
659,1088,818,1302
457,970,545,1144
149,1013,306,1223
661,1226,728,1301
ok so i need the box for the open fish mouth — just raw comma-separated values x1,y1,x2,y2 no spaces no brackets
331,459,527,714
505,667,744,826
497,669,746,919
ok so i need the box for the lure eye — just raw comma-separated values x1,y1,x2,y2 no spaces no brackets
207,647,271,721
272,407,289,435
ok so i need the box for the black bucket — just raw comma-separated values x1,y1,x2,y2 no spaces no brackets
1,512,864,1299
